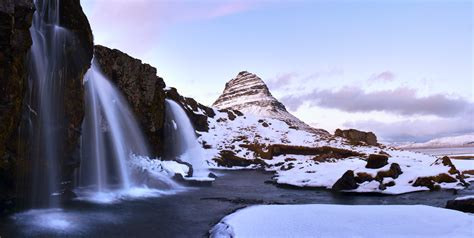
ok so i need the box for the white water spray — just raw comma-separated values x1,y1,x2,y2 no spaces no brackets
165,99,209,178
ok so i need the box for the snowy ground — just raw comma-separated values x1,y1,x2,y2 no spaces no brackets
210,204,474,238
197,109,472,194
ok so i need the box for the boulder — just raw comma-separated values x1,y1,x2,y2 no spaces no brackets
94,45,167,156
332,170,358,191
366,154,389,169
335,128,378,146
355,172,374,183
376,163,403,180
446,198,474,213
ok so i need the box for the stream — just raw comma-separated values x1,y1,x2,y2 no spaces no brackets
1,170,472,237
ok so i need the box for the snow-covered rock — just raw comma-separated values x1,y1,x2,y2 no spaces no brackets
210,204,474,238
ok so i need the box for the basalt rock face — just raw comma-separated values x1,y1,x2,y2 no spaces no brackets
213,71,328,135
0,0,34,214
1,0,94,212
335,129,378,146
165,87,216,132
94,45,167,156
58,0,94,157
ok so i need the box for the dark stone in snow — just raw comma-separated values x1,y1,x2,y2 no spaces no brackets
332,170,358,191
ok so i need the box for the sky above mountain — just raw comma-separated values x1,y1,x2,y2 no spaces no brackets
82,0,473,143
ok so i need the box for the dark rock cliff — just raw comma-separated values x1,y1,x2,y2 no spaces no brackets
57,0,94,156
94,45,167,156
0,0,34,214
0,0,94,212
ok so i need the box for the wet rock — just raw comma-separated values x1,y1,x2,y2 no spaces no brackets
446,198,474,213
57,0,94,158
0,0,34,213
94,45,166,156
366,154,389,169
332,170,358,191
335,128,378,146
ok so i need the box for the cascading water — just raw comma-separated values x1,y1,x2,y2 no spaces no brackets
165,99,209,178
25,0,72,208
80,60,148,191
79,61,178,201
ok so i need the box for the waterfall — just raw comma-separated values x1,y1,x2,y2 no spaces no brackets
80,60,149,192
26,0,72,208
164,99,209,178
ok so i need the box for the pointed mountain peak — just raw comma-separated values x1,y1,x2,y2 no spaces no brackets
213,71,328,135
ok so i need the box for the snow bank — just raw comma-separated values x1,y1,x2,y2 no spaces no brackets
456,195,474,201
210,204,474,238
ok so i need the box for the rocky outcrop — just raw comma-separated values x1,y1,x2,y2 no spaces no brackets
165,87,216,132
240,144,363,161
94,45,167,156
0,0,34,214
335,129,378,146
332,170,358,191
213,150,266,168
366,154,389,169
213,71,329,135
446,198,474,213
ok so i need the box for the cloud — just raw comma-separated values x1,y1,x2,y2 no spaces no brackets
281,86,473,117
82,0,261,54
344,116,474,143
369,71,395,82
266,68,343,91
266,73,299,90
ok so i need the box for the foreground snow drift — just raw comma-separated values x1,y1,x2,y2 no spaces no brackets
210,204,474,238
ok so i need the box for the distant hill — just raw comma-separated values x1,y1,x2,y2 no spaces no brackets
398,134,474,149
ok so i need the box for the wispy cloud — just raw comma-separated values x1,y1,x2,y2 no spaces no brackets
281,86,473,117
369,71,395,82
82,0,262,54
266,73,299,90
345,116,474,143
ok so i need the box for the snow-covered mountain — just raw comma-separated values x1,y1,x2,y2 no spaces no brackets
399,134,474,149
213,71,328,135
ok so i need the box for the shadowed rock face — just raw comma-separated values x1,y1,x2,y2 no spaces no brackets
57,0,94,157
0,0,34,214
0,0,93,213
94,45,167,156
